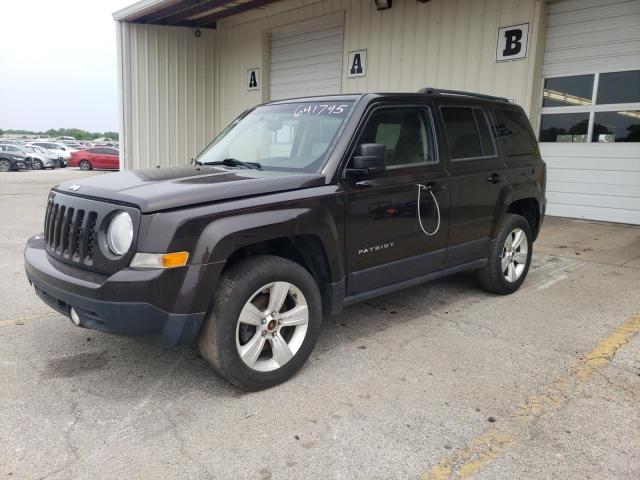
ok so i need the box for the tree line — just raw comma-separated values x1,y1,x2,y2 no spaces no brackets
0,128,119,141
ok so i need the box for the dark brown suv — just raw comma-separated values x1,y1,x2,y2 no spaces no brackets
24,89,546,390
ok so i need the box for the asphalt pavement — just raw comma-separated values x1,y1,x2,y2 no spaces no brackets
1,169,639,479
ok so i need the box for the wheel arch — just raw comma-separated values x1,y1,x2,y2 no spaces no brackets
506,197,541,240
185,208,345,314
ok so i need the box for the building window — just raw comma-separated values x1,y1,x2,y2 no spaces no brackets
539,70,640,143
596,71,640,105
543,74,594,107
592,111,640,143
540,113,589,143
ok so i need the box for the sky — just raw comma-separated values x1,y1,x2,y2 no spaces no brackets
0,0,132,133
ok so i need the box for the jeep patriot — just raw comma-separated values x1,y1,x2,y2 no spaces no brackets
24,89,546,390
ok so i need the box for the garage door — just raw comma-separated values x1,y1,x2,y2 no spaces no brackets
539,0,640,225
269,21,344,101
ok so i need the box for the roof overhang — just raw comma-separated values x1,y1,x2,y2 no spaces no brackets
113,0,280,28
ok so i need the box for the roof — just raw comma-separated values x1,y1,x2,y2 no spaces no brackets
113,0,280,28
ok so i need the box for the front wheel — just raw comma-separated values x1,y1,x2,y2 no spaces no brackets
198,255,322,391
31,159,44,170
476,214,533,295
79,160,92,171
0,160,12,172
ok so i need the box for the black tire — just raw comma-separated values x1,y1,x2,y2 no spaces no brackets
79,160,92,171
0,160,12,172
476,213,533,295
198,255,322,391
31,159,44,170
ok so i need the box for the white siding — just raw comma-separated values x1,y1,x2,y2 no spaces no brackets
540,0,640,224
116,22,218,169
118,0,547,168
543,0,640,76
270,21,344,100
215,0,545,127
542,144,640,224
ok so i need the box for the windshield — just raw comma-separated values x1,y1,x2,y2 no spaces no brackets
195,101,354,173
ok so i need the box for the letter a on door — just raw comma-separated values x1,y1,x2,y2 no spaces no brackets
347,50,367,78
247,67,260,91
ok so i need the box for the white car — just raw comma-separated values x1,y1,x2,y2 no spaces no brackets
28,142,73,164
21,145,59,169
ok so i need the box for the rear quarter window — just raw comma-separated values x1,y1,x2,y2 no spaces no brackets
493,109,535,156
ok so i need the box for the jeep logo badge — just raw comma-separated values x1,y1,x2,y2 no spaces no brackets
68,184,81,192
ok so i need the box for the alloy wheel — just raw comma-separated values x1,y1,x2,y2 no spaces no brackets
0,160,10,172
235,281,309,372
501,228,528,283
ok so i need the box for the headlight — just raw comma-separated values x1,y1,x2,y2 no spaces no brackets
107,211,133,256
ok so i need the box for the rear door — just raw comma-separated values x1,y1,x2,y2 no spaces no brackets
91,148,106,168
104,148,120,169
342,103,451,296
437,104,509,266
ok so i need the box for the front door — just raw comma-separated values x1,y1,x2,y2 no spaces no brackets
437,104,509,266
342,105,450,296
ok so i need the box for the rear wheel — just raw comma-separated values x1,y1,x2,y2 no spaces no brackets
79,160,92,171
198,255,322,391
31,159,43,170
0,160,12,172
476,214,532,295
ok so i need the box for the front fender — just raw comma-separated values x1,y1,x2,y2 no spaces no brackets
193,205,345,282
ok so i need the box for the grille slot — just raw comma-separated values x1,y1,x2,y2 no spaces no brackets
44,200,98,266
42,193,137,274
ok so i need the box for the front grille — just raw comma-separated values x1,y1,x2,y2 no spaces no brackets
44,200,97,265
42,191,139,274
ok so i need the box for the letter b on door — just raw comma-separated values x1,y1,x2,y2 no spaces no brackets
496,23,529,61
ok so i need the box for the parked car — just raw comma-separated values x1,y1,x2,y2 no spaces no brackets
69,147,119,170
20,145,58,169
24,89,546,390
28,142,72,165
0,145,29,171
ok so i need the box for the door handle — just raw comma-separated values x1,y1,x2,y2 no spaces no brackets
487,173,505,184
426,181,445,192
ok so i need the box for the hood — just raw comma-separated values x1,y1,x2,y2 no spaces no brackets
55,165,326,213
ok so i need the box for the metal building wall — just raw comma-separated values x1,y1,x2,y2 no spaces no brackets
116,22,217,169
215,0,546,128
118,0,547,169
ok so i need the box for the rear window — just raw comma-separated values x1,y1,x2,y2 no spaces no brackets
493,109,534,156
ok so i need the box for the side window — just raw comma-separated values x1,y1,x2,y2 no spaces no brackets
473,109,496,157
441,107,483,160
358,107,436,167
494,109,534,156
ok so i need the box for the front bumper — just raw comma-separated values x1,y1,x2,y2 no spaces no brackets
24,236,222,346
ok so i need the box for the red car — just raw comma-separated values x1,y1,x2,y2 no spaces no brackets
69,147,120,171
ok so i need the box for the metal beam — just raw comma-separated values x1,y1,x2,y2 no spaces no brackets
148,0,236,25
178,0,279,27
136,0,205,23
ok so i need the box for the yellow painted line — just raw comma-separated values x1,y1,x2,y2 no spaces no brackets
422,313,640,480
0,313,53,327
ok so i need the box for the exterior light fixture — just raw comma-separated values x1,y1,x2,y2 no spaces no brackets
374,0,392,11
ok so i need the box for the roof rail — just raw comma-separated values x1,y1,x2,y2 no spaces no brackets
418,87,511,103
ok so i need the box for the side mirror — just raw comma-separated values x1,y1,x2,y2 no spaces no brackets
346,143,386,177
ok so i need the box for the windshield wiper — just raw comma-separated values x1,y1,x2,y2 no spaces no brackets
203,158,262,170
